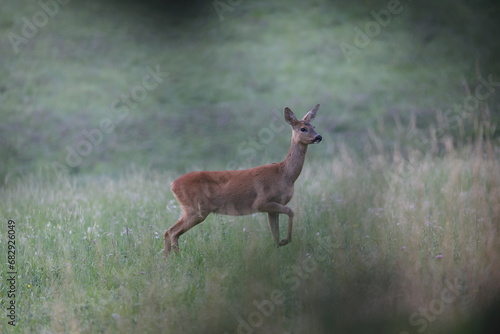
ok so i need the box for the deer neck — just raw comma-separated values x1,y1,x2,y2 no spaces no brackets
282,139,308,183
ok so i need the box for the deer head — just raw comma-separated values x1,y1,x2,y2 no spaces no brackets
284,104,322,145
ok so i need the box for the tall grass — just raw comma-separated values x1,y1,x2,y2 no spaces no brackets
1,139,498,333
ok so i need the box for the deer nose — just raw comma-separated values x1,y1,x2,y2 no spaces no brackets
313,135,322,143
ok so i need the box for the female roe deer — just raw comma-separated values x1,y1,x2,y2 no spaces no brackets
164,104,322,256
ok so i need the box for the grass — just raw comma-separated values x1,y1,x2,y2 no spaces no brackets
1,138,498,333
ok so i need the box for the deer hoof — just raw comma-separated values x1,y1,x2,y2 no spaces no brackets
278,239,289,247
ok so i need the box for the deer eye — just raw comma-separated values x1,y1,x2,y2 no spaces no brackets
300,128,307,133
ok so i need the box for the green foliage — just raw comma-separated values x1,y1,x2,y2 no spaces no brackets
0,0,499,181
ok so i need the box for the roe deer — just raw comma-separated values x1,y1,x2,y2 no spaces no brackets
164,104,322,256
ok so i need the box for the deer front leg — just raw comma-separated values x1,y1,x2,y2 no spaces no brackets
278,213,293,247
259,203,294,247
267,213,280,246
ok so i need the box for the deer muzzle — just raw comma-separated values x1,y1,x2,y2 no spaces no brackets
312,135,322,143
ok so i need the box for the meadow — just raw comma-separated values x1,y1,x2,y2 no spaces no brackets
1,0,500,333
1,137,499,333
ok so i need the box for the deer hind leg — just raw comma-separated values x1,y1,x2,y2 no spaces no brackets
164,217,184,255
259,203,294,247
164,209,209,256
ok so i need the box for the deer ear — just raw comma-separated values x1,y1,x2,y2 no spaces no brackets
284,107,298,126
302,104,320,122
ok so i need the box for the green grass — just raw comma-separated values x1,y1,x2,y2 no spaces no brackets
1,139,498,333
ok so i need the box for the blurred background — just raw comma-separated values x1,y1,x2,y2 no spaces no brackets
0,0,499,181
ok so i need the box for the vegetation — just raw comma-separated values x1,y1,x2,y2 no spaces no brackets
1,0,499,179
0,0,499,333
1,138,499,333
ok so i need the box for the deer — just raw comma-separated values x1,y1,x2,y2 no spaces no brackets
164,104,322,256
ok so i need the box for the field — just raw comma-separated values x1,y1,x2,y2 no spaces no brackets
1,139,499,333
1,0,500,333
